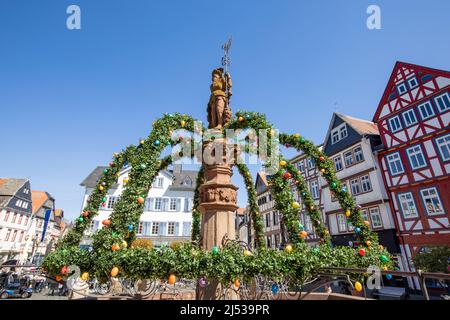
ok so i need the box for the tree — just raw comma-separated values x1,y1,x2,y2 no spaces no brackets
413,246,450,273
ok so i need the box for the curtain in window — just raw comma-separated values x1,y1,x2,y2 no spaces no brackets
144,198,154,211
184,198,189,212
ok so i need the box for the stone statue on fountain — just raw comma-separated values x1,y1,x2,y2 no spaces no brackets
207,67,232,129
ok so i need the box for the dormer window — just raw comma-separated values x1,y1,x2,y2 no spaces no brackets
407,76,418,90
182,177,192,186
397,82,407,95
331,123,348,145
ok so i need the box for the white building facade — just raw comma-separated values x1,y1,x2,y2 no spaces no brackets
80,165,197,248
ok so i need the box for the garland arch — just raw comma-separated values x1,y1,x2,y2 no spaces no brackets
44,111,393,287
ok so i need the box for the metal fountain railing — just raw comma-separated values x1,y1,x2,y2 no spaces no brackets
3,263,449,300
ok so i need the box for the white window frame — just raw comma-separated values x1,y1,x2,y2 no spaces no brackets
397,82,407,95
154,198,162,211
344,151,354,167
434,92,450,113
354,146,364,163
333,156,343,171
169,198,177,211
331,123,347,144
360,175,372,193
298,161,305,173
407,76,418,90
418,101,435,120
402,109,418,127
398,192,418,219
307,157,315,169
436,134,450,162
369,207,383,228
151,222,159,235
153,177,164,188
350,179,360,195
386,152,404,175
107,196,118,210
406,145,427,170
167,222,175,236
389,115,403,133
420,187,445,216
310,180,319,199
337,214,347,232
137,222,143,234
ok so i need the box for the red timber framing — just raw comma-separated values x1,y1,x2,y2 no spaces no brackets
373,61,450,289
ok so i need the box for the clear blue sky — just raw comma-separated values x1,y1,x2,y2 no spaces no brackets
1,0,449,219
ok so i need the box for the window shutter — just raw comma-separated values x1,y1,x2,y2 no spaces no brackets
182,222,191,236
142,222,150,235
184,198,189,212
174,222,180,236
148,198,154,211
159,222,167,236
176,198,181,211
163,198,169,211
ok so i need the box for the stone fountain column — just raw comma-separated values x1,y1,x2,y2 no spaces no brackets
196,130,240,300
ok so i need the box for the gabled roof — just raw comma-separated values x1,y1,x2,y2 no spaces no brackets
169,170,198,191
323,113,379,151
0,178,28,208
373,61,450,122
289,145,324,163
31,190,49,214
80,166,109,188
0,178,28,196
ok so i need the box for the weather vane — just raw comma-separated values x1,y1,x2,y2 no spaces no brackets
221,36,232,74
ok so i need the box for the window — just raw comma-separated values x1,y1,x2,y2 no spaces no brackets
436,134,450,161
420,188,444,216
360,175,372,192
386,152,404,175
137,222,143,234
154,198,162,211
151,222,159,235
167,222,175,235
4,211,10,222
169,198,177,211
402,109,418,127
273,212,279,226
19,231,24,243
310,180,319,199
266,236,272,248
333,156,343,171
274,234,280,248
38,219,43,228
15,199,22,207
331,124,347,144
153,177,164,188
406,145,427,170
24,216,29,226
182,177,192,186
350,179,360,195
305,215,312,232
361,209,369,223
398,192,418,218
354,146,364,163
23,188,29,195
11,230,17,242
12,213,17,223
397,82,407,95
5,229,11,241
369,208,383,228
435,92,450,113
307,157,315,169
332,130,340,144
407,77,418,90
337,214,346,232
265,214,271,228
344,151,354,167
339,124,348,139
389,116,402,133
17,215,23,224
298,161,305,173
418,101,435,120
107,196,118,209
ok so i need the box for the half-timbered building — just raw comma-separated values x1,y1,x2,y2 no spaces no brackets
373,62,450,289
